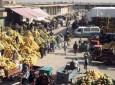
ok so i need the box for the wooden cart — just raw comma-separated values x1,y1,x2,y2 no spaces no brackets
0,66,20,82
56,62,80,84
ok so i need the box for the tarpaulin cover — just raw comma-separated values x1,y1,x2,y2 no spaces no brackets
87,7,115,21
11,7,42,19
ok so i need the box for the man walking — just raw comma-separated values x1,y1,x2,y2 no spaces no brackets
84,54,89,70
73,41,78,55
63,41,68,55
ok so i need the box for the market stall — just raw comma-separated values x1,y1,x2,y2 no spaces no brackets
87,7,115,32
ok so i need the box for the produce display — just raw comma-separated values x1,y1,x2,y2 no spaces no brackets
0,28,56,72
75,70,114,85
102,41,115,49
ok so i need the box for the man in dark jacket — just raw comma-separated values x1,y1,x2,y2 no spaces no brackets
73,41,78,55
39,45,44,58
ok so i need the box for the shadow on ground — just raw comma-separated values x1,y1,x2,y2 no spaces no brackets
68,49,74,53
65,56,76,60
54,27,67,36
77,57,84,60
53,53,65,56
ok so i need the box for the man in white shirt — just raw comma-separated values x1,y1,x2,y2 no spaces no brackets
73,58,80,72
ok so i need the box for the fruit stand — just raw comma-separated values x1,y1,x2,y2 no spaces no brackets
74,70,114,85
0,28,57,83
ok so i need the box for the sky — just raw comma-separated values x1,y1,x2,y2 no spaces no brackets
9,0,115,3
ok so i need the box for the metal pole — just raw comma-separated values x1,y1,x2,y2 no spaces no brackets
106,14,110,32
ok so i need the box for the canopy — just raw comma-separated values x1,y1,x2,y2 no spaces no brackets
36,17,50,22
87,7,115,21
11,7,42,19
33,8,50,17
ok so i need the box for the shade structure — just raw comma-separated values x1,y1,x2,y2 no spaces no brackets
11,7,42,19
33,8,50,17
36,17,50,22
87,7,115,18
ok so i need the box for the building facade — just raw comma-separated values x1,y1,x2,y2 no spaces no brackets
0,0,7,26
30,4,74,16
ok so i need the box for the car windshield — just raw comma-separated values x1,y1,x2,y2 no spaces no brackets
77,29,81,32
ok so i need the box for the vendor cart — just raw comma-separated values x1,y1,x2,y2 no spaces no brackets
79,40,89,52
34,66,54,85
39,66,53,75
0,66,21,82
56,62,80,84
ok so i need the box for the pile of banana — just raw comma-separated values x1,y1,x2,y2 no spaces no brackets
75,70,114,85
0,28,56,71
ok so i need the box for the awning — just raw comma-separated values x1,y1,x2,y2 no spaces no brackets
33,8,50,17
87,7,115,18
11,7,41,19
37,17,50,22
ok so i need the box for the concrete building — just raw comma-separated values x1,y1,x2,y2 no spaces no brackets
30,4,74,16
0,0,7,26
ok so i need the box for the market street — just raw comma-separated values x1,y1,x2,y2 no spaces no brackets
1,26,115,85
36,26,115,81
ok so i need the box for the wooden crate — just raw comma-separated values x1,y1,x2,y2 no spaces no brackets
5,67,20,78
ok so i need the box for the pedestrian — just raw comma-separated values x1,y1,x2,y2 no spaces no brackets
44,42,48,56
50,41,55,52
35,71,40,85
15,36,19,44
63,41,68,55
73,58,80,72
28,70,35,84
50,30,54,36
13,50,18,64
47,41,50,53
73,41,78,55
84,54,89,70
21,64,30,85
64,31,71,46
39,45,44,58
56,35,61,49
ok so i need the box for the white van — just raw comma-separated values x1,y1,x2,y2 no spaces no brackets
74,26,100,37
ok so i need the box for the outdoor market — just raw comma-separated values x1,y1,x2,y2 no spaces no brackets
0,5,115,85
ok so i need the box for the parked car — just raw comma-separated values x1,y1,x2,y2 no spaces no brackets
73,26,100,37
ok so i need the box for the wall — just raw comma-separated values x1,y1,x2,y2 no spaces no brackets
0,18,5,26
0,0,3,7
60,7,68,15
40,5,74,16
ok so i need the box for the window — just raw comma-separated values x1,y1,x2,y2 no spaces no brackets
84,28,90,31
57,7,61,14
91,28,99,32
77,29,81,32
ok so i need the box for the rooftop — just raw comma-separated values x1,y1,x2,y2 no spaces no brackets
27,4,74,7
3,4,24,8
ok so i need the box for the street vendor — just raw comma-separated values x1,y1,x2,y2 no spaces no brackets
0,49,4,56
73,58,80,72
13,50,19,64
69,60,76,70
69,59,80,72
